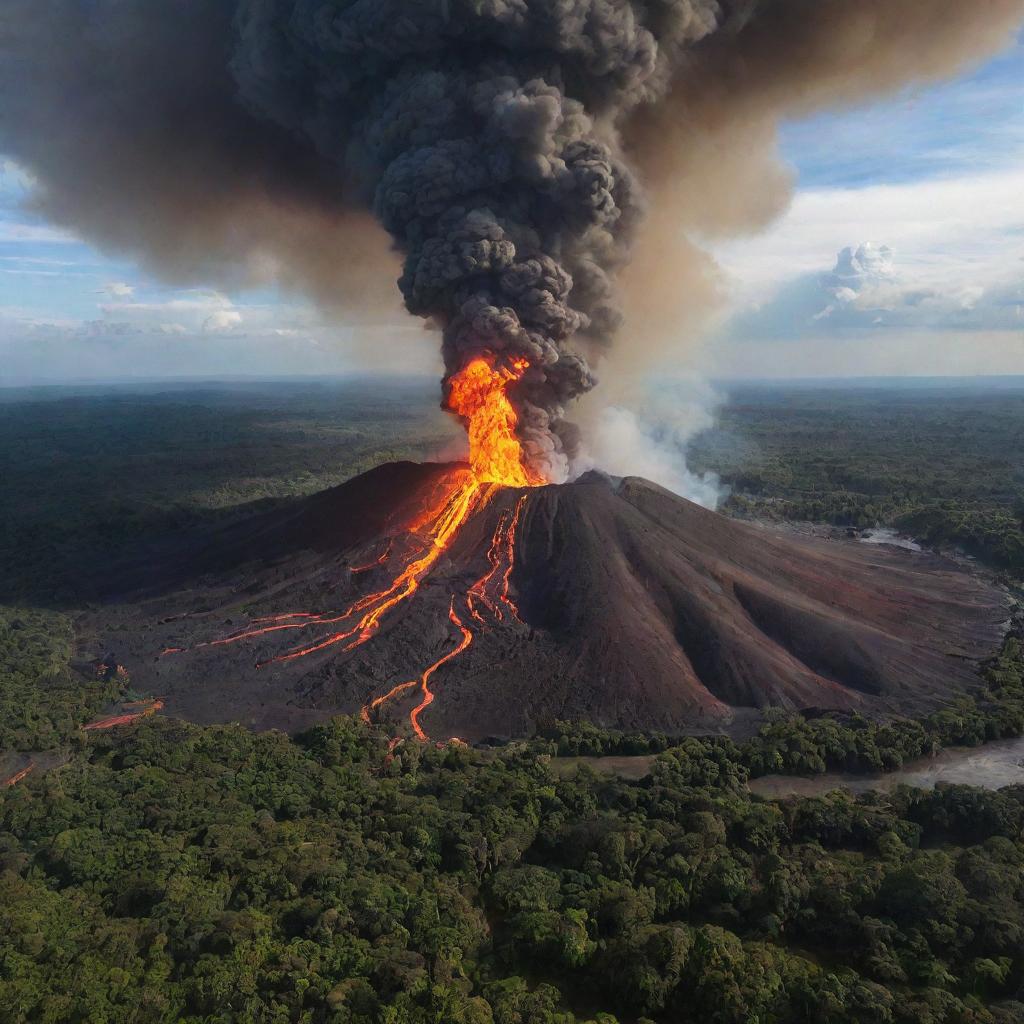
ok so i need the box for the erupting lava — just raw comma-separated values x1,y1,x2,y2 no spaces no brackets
446,357,545,487
165,355,541,741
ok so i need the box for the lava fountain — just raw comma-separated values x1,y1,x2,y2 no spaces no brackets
445,357,545,488
165,354,543,740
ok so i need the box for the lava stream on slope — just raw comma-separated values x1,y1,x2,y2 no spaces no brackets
97,462,1011,742
161,356,542,740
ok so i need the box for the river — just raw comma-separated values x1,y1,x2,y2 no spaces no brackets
549,737,1024,796
748,735,1024,799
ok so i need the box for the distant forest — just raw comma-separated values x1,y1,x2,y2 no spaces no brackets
0,379,459,606
689,383,1024,575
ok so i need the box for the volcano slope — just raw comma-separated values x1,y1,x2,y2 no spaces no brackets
85,461,1010,741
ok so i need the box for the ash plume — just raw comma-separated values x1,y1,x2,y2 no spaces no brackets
2,1,1022,480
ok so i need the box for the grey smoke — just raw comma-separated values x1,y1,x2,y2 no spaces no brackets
2,0,1022,479
575,378,724,507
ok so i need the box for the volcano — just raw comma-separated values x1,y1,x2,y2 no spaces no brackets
87,460,1009,741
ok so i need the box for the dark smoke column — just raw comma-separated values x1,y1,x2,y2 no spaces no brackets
231,0,725,480
4,0,1023,479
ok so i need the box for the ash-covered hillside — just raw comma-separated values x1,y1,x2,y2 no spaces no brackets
84,462,1009,741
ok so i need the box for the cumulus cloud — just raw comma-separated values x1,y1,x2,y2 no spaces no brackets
203,309,243,334
726,238,1024,343
813,243,934,323
97,288,243,334
713,167,1024,298
828,242,897,291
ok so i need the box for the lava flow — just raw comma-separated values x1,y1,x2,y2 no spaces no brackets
409,598,474,741
467,495,528,625
83,698,165,731
165,355,541,740
349,540,392,574
2,761,36,788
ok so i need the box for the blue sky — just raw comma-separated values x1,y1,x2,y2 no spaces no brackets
1,35,1023,384
779,38,1024,188
706,34,1024,378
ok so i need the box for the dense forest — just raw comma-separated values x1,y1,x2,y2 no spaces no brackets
2,638,1023,1022
2,574,1023,1021
3,379,1024,1022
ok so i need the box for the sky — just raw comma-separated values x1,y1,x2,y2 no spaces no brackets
706,34,1024,379
1,35,1022,385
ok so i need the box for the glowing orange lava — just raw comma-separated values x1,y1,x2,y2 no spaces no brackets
167,354,541,741
2,761,36,788
498,495,528,623
349,540,392,574
467,507,511,623
83,698,164,731
258,476,493,666
446,357,545,487
409,598,474,740
466,494,528,625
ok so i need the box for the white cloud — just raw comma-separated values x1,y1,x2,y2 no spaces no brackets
711,167,1024,305
812,242,898,322
702,164,1024,378
826,242,896,294
706,164,1024,381
99,288,234,318
724,238,1023,344
203,309,243,333
95,288,251,336
100,281,135,299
